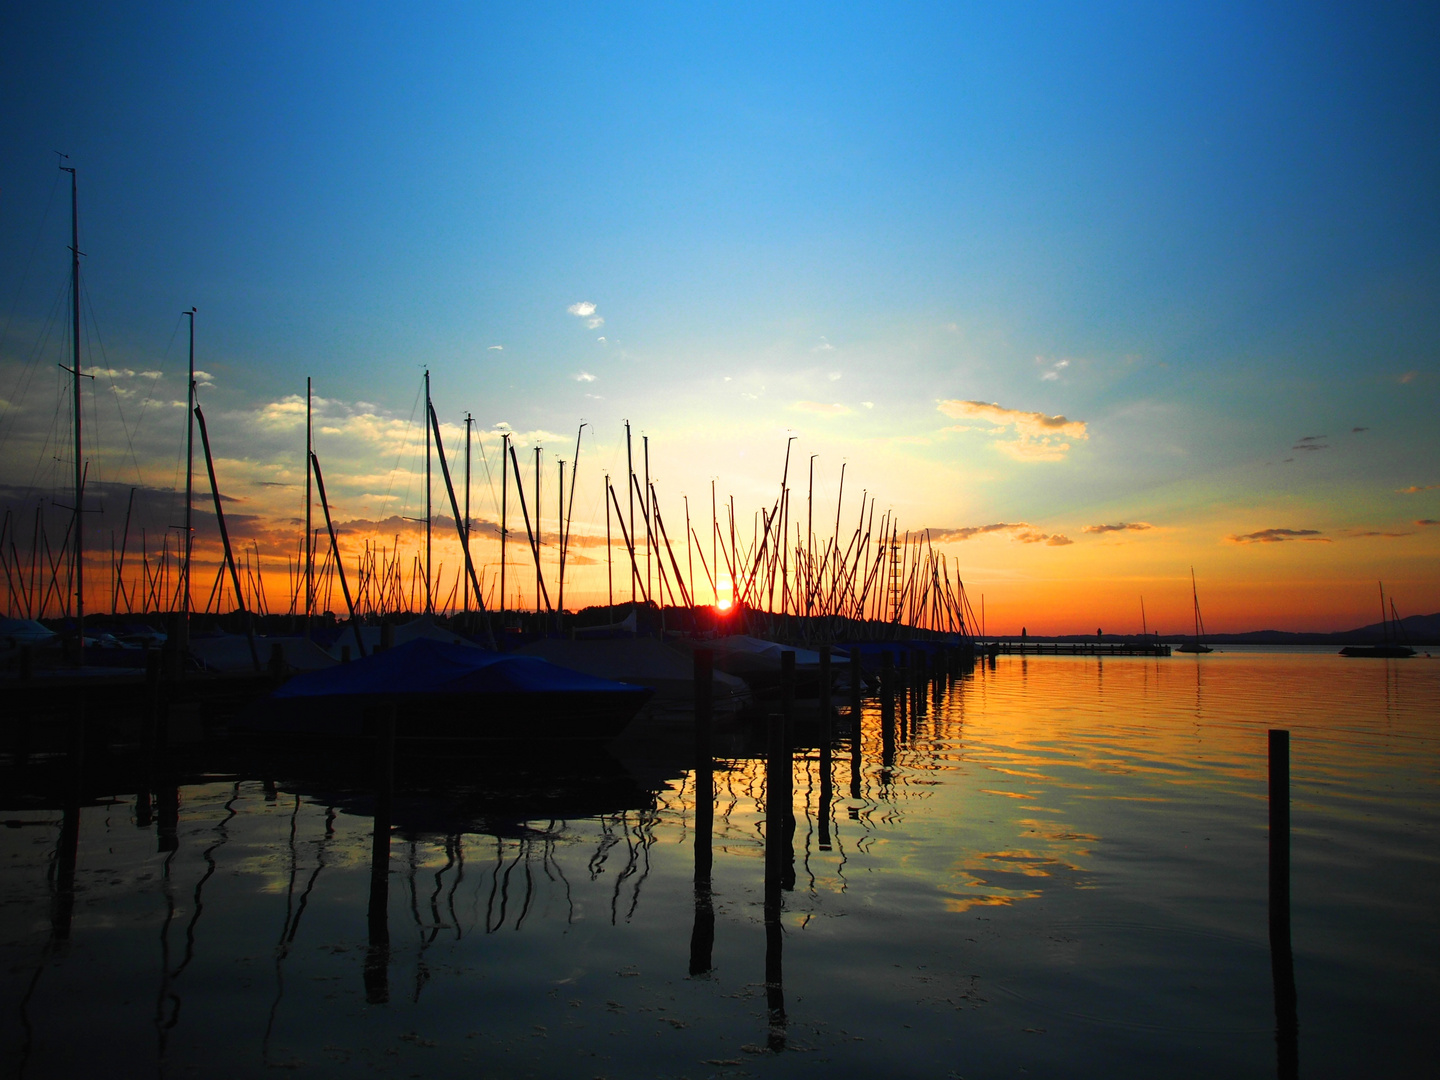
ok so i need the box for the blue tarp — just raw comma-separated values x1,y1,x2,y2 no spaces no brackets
273,637,646,699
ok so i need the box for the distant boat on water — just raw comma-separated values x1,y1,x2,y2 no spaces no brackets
1340,583,1415,658
1176,568,1212,653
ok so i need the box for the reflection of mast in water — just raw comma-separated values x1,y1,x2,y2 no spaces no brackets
263,793,337,1062
155,783,242,1064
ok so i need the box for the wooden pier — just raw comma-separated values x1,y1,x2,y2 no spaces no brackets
991,640,1172,657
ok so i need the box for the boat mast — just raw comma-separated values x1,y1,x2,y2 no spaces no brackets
463,412,473,616
424,368,432,614
304,376,312,636
534,445,542,617
1191,567,1200,641
182,308,197,620
500,432,509,625
625,421,635,605
60,160,85,655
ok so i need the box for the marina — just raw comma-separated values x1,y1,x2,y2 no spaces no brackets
2,648,1436,1077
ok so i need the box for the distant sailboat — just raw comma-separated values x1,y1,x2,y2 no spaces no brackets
1339,583,1415,658
1176,568,1212,653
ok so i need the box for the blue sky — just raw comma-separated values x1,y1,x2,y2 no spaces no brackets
2,2,1437,629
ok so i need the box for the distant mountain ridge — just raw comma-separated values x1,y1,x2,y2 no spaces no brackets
1004,613,1440,646
1199,612,1440,647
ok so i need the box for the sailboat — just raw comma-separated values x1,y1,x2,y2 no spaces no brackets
1176,568,1212,653
1339,583,1415,658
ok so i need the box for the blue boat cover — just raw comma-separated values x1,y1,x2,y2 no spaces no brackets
273,637,646,698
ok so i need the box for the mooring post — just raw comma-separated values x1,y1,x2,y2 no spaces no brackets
366,704,395,1004
849,646,862,716
779,650,796,891
818,645,832,850
1269,729,1298,1078
693,650,714,883
690,649,715,977
879,651,896,769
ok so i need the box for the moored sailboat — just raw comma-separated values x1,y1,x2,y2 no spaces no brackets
1339,583,1415,658
1175,568,1212,653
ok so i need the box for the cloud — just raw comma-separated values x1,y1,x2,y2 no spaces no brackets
1351,426,1367,433
1350,531,1411,538
586,317,604,329
1038,357,1070,382
936,399,1088,461
1292,435,1328,451
861,401,874,409
932,522,1071,547
193,370,216,386
596,336,607,343
93,367,136,378
1418,519,1439,527
792,401,851,416
488,345,504,351
574,372,597,383
567,302,597,318
1227,528,1330,544
1400,484,1440,493
1082,522,1152,534
827,371,842,381
1398,371,1417,384
813,338,835,353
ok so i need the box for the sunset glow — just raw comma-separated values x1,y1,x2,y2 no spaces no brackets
1,5,1436,632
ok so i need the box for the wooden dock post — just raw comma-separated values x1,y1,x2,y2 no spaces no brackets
879,651,896,769
690,649,715,977
818,646,832,850
366,705,395,1004
1269,729,1298,1078
779,650,796,891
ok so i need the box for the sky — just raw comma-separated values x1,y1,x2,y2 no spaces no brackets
1,1,1437,633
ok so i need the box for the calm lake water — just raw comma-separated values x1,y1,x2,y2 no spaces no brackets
3,650,1436,1078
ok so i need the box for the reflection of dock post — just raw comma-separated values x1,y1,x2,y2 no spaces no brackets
1269,729,1298,1078
689,650,715,977
365,705,395,1004
818,646,832,850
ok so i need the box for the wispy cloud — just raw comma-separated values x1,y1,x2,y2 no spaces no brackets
1228,528,1330,544
813,337,835,353
1400,484,1440,493
586,317,604,329
936,399,1087,461
567,301,596,317
1349,530,1411,538
488,344,504,351
933,522,1072,546
861,401,874,409
1083,522,1152,534
827,371,842,381
574,372,597,383
792,401,851,416
1292,435,1327,451
1038,357,1070,382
